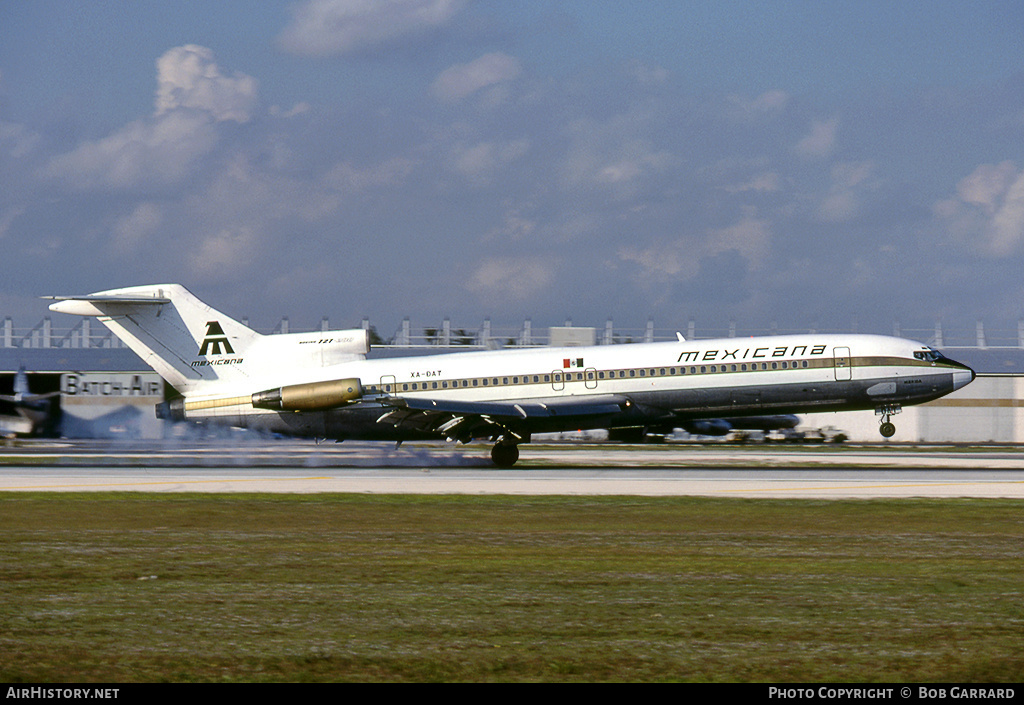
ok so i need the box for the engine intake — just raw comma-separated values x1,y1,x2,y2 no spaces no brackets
252,378,363,411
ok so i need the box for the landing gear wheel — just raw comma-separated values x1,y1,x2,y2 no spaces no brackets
491,443,519,468
876,404,902,440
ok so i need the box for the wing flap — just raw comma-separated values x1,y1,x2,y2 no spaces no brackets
387,395,625,418
376,394,627,441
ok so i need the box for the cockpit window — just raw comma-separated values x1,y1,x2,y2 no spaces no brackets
914,349,944,362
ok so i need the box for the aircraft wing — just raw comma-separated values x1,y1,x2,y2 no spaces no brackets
0,392,62,404
375,395,628,442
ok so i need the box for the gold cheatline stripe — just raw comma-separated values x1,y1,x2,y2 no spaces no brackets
926,398,1022,408
184,396,251,411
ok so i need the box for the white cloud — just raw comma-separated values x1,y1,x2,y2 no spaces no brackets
618,211,772,285
450,139,529,182
956,161,1017,213
40,46,256,190
0,121,40,159
626,59,670,86
729,89,790,118
324,156,417,191
41,112,219,189
0,206,26,240
111,202,163,252
278,0,466,56
617,243,695,281
560,112,673,197
432,53,522,102
482,207,538,243
796,118,838,159
724,171,782,194
190,225,259,278
817,161,874,222
269,102,312,118
707,211,772,265
155,45,257,123
935,161,1024,256
466,257,554,301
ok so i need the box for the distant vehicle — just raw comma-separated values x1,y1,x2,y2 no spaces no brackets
609,414,800,442
48,284,974,466
0,366,60,437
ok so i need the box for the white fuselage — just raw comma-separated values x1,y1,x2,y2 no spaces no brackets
176,333,974,440
45,284,976,462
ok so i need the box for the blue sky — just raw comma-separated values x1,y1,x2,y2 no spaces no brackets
2,0,1024,342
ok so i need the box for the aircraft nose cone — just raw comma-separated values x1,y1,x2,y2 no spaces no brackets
953,369,975,391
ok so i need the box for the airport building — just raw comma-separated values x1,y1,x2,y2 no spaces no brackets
2,315,1023,443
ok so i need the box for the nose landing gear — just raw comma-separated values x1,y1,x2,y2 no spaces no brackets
876,404,902,438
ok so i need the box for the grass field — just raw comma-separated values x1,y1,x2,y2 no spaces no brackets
1,493,1022,682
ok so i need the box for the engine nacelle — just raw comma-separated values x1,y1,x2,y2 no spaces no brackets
251,378,363,411
156,397,186,421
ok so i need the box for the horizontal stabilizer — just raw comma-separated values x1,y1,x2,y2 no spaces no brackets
46,294,171,317
46,294,171,303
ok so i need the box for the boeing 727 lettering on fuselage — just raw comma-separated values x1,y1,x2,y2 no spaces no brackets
47,285,975,467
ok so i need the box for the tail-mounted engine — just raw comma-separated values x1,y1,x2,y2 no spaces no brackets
251,378,363,411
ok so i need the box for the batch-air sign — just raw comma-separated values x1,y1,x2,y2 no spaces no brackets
61,373,162,397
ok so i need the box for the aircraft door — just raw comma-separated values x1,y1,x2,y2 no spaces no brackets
380,375,397,396
550,370,565,392
585,367,598,390
833,347,852,381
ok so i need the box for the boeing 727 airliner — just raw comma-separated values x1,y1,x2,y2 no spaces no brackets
47,285,975,466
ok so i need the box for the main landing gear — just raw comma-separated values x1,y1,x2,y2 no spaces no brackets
876,404,902,438
491,442,519,468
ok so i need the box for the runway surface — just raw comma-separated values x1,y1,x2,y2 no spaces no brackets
3,439,1024,497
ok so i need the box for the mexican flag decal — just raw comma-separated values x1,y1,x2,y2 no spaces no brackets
563,357,584,368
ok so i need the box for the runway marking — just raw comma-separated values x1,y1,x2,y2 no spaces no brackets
720,480,1024,493
1,476,334,490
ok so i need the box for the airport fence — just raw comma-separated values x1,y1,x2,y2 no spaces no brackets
4,314,1024,351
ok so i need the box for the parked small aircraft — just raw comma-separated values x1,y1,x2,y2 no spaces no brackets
0,366,60,436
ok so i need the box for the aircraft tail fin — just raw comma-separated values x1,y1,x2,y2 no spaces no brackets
47,284,260,394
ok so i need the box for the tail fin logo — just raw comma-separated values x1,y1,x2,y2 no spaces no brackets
199,321,235,356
